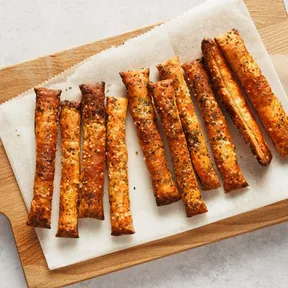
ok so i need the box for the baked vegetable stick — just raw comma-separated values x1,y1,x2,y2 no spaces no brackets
157,57,220,190
56,101,80,238
79,83,106,220
201,38,272,166
120,68,181,206
27,88,61,229
148,79,207,217
106,97,135,236
182,59,248,192
215,29,288,157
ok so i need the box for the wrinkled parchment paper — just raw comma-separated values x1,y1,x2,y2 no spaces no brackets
1,0,288,269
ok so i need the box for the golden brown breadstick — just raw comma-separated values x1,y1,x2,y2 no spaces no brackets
27,88,61,229
215,29,288,157
148,79,207,217
78,83,106,220
182,59,248,192
106,97,135,236
201,38,272,166
56,101,80,238
157,57,220,190
120,68,181,206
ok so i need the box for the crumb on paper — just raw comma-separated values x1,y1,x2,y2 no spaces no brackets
135,151,138,155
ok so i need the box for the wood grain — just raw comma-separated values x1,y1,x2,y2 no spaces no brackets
0,1,287,287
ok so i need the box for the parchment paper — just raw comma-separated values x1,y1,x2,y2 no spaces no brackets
1,0,288,270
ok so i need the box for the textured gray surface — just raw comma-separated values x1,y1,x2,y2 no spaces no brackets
284,0,288,15
1,0,288,287
1,214,288,288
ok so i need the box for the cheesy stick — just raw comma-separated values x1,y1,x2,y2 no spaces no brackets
120,68,181,206
106,97,135,236
215,29,288,157
157,57,220,190
79,83,106,220
201,38,272,166
182,59,248,192
27,88,61,229
148,79,207,217
56,101,80,238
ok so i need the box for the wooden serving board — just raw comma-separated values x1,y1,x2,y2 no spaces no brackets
0,1,288,287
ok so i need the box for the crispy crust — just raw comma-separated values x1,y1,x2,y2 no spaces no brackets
157,57,220,190
78,83,106,220
120,68,181,206
56,101,80,238
215,29,288,157
27,87,61,229
201,38,272,166
183,60,248,192
106,97,135,236
148,79,207,217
